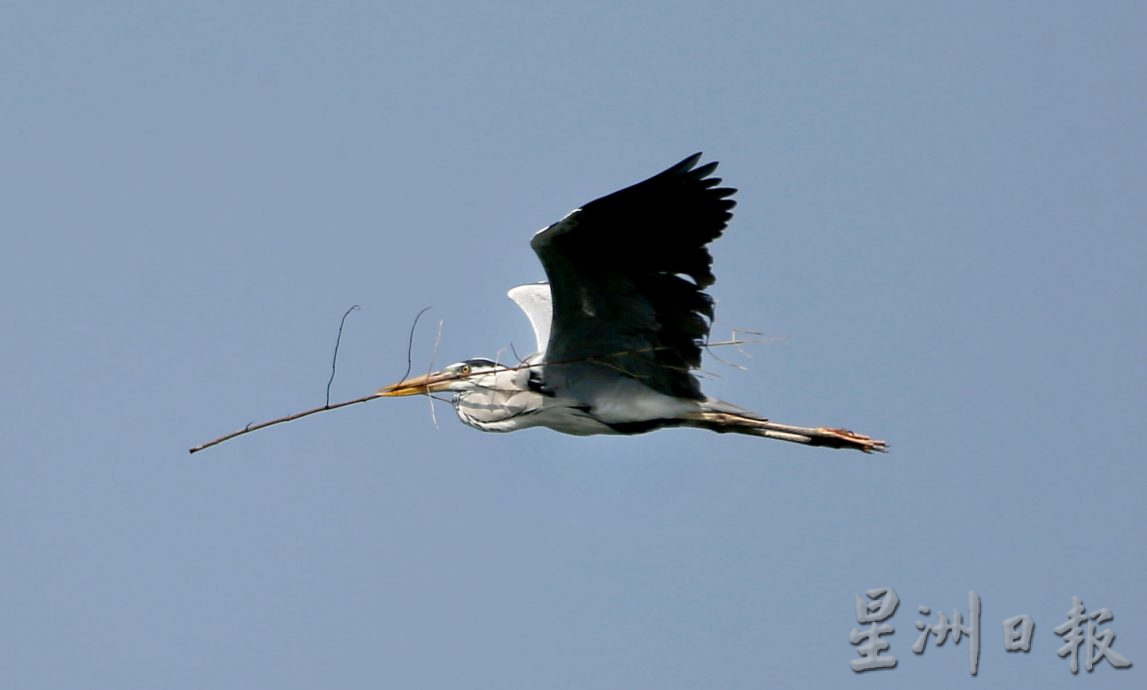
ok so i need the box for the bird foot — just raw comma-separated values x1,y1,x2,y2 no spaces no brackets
815,427,888,453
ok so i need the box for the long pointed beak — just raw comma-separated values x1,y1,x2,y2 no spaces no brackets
376,371,457,397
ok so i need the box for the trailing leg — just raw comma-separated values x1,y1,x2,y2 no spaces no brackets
687,409,887,453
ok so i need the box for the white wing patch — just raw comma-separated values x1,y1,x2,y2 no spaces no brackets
507,283,553,355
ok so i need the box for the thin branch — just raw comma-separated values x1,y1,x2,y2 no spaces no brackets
397,307,432,385
189,392,382,454
326,305,360,406
426,319,444,429
427,320,444,375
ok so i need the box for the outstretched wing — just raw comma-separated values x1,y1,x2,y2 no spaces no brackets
507,283,553,355
529,153,736,400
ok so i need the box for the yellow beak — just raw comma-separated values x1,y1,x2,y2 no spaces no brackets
376,371,458,397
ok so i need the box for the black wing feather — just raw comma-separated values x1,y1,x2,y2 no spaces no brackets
530,154,737,399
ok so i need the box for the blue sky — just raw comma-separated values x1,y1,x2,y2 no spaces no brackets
2,2,1144,688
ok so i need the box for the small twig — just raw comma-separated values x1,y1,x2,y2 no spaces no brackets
705,343,748,372
428,320,445,375
396,307,432,386
193,306,433,455
486,347,509,409
427,319,444,429
189,392,382,454
326,305,360,406
728,329,772,360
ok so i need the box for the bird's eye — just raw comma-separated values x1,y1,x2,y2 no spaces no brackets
459,364,471,375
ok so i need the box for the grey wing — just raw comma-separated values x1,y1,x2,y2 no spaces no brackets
507,283,553,355
529,153,736,400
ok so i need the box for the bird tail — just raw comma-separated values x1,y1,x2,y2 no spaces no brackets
688,400,887,453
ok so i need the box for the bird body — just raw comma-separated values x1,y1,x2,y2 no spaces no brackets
379,155,886,452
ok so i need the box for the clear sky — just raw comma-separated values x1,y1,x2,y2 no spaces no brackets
2,2,1144,688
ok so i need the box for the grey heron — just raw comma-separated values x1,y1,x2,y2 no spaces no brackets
378,154,886,452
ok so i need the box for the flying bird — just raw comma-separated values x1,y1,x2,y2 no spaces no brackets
378,154,885,452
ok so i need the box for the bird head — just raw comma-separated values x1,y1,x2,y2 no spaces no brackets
376,358,503,397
